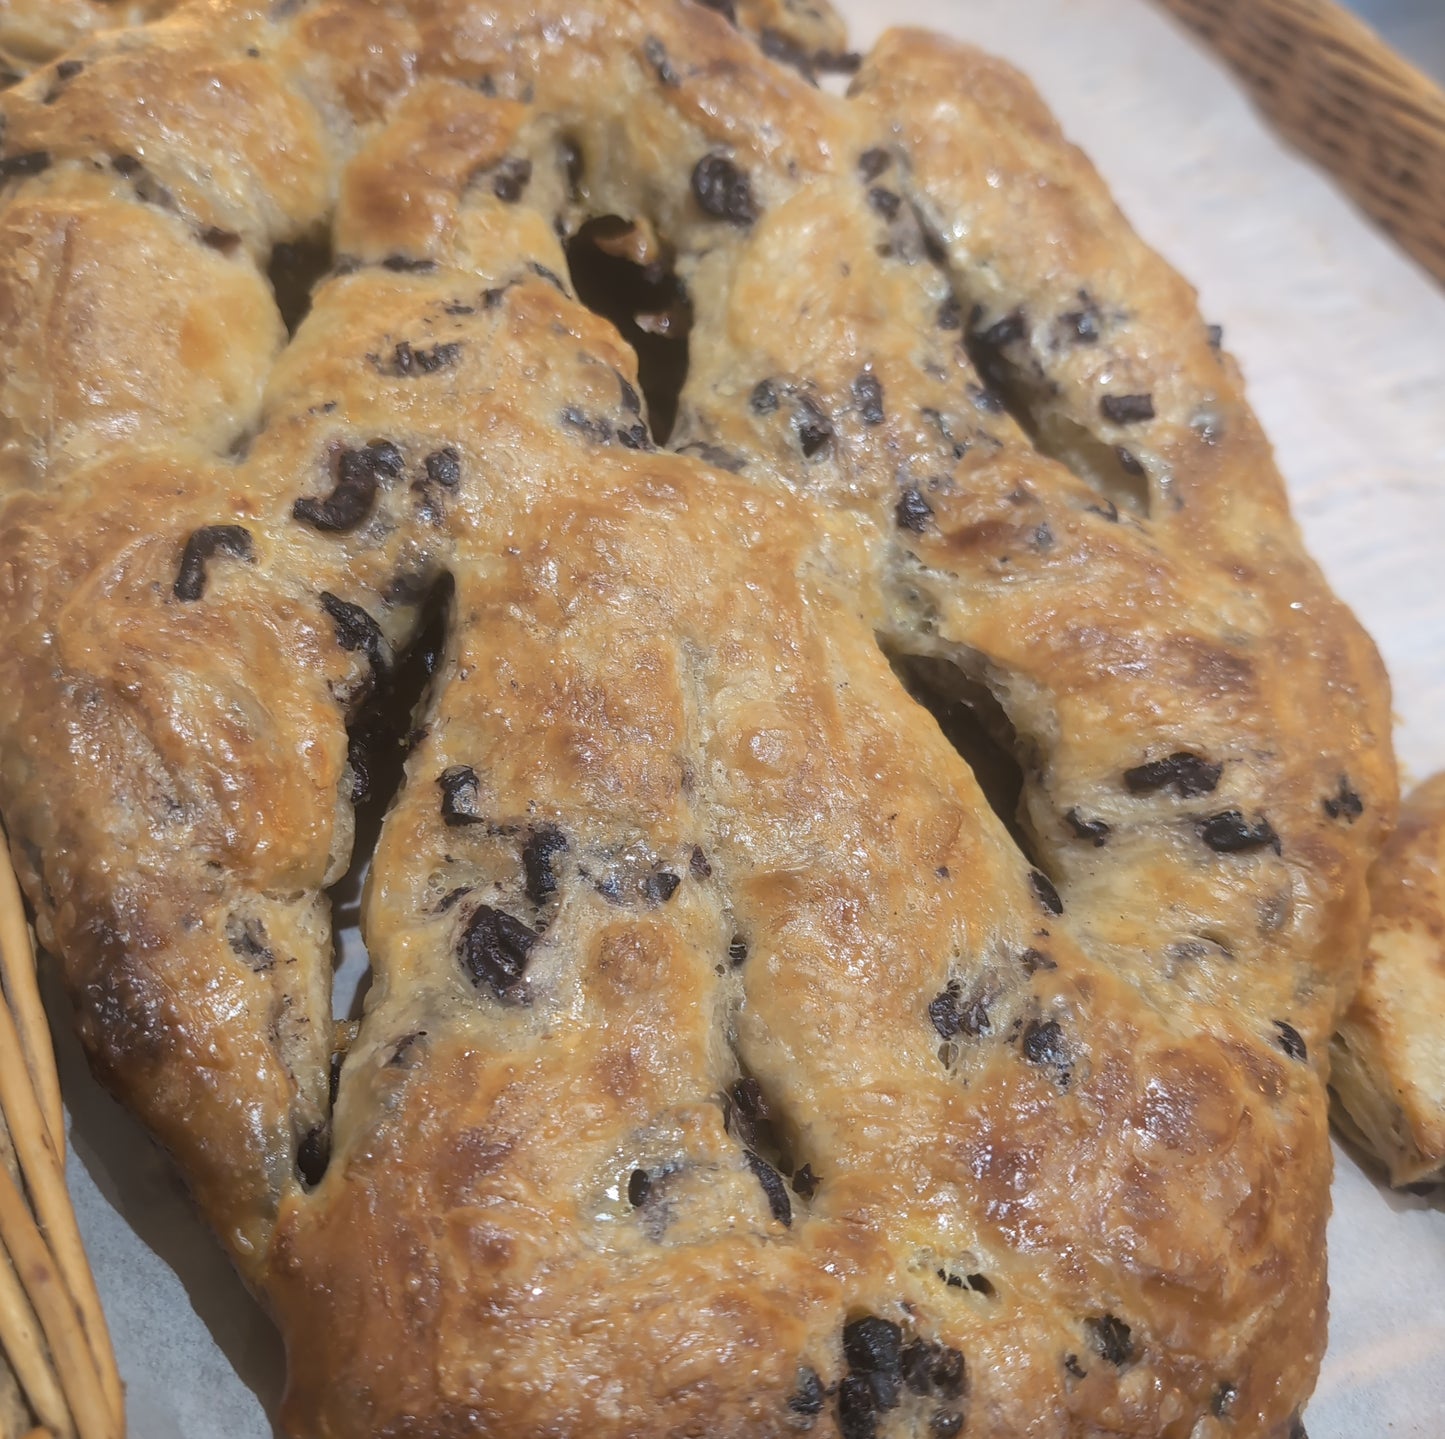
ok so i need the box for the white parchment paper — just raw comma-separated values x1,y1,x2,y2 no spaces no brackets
51,0,1445,1433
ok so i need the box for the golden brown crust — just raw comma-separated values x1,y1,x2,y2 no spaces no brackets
1332,773,1445,1185
0,2,1397,1435
0,2,174,72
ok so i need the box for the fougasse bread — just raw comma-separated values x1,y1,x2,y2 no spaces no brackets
1333,775,1445,1187
0,2,1401,1436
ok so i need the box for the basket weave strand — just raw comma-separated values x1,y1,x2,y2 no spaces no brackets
1156,0,1445,285
0,836,123,1439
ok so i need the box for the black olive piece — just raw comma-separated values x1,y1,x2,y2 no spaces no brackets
896,487,934,533
867,187,901,220
173,524,254,601
381,339,463,376
1029,869,1064,915
843,1317,902,1378
792,1163,819,1198
1323,776,1364,821
966,1273,995,1296
438,765,484,826
615,421,654,449
520,825,568,904
937,294,963,330
1064,1354,1086,1379
750,378,780,414
1211,1381,1238,1418
225,915,274,971
1200,811,1280,855
689,845,711,878
853,372,885,425
560,407,613,444
864,1371,900,1412
790,1367,825,1416
296,1123,330,1188
459,904,539,999
932,985,988,1038
628,1167,651,1206
1273,1019,1308,1061
794,395,834,457
1021,1019,1069,1081
758,27,821,83
294,438,403,532
1100,393,1155,424
381,254,437,272
643,35,679,86
200,226,241,253
319,592,388,677
642,870,681,903
425,447,462,490
1207,323,1224,349
930,1415,963,1439
437,886,472,913
977,309,1027,350
1019,948,1056,976
728,935,749,965
1085,1314,1134,1366
837,1375,878,1439
0,151,51,181
745,1151,791,1225
490,156,532,202
858,147,891,181
617,374,644,414
55,60,84,82
937,1269,964,1289
1064,808,1111,846
929,984,963,1041
692,153,757,226
1124,751,1222,799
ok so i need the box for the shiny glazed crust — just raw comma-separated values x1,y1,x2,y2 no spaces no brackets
0,3,1397,1436
1332,774,1445,1186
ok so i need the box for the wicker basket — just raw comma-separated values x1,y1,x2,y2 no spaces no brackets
0,840,123,1439
1157,0,1445,285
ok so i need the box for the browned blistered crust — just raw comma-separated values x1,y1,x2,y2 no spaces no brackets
1333,774,1445,1186
0,2,1398,1436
